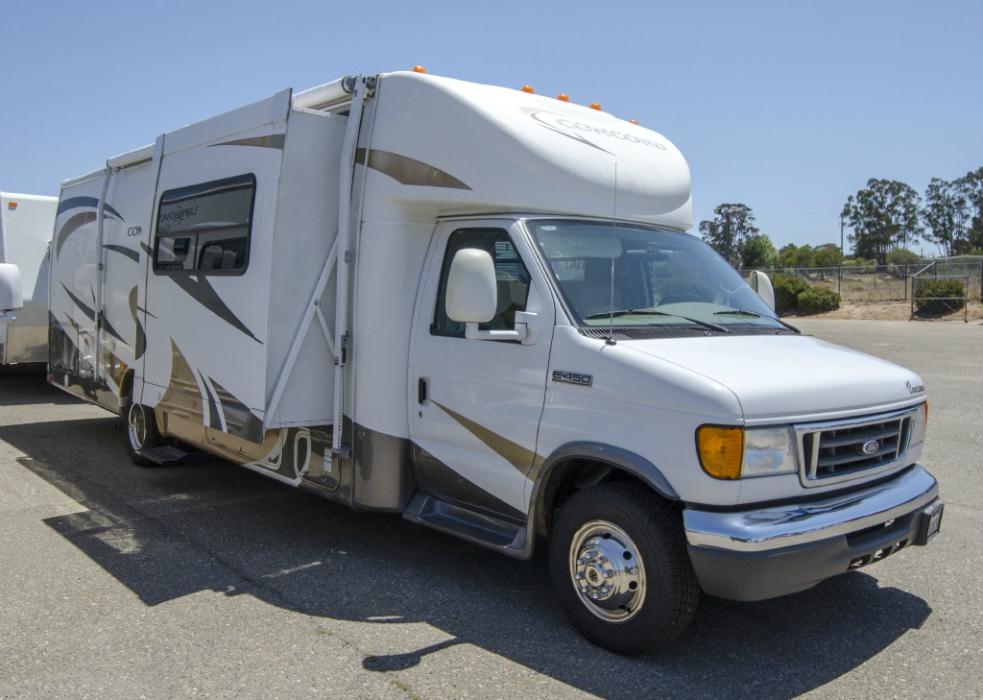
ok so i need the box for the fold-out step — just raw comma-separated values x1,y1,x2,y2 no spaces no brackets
403,492,528,558
137,445,195,466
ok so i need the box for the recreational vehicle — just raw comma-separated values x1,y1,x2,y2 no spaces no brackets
48,70,942,653
0,192,56,366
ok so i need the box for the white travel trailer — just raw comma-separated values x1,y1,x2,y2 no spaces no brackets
0,192,56,366
48,70,942,653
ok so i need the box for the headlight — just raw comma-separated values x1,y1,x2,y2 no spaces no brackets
742,427,798,477
909,402,928,446
697,425,798,480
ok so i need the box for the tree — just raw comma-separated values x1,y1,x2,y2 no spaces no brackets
813,243,843,268
957,167,983,251
699,203,759,265
739,234,777,269
777,243,814,268
922,177,969,256
842,179,923,264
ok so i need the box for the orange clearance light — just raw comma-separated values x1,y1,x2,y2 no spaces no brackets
629,118,639,125
7,201,17,210
589,102,602,111
521,84,535,94
412,65,427,74
557,93,570,102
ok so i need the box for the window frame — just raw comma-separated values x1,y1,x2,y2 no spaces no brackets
430,227,532,340
152,173,257,277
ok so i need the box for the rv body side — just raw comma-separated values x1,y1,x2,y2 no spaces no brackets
0,192,57,365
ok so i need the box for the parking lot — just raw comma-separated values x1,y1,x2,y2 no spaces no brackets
0,319,980,699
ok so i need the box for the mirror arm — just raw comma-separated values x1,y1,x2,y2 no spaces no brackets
465,311,536,342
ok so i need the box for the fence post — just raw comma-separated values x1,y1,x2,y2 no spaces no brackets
903,264,908,301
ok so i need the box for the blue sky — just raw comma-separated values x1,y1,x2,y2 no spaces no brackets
1,0,981,250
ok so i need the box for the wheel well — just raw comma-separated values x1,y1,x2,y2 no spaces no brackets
535,458,675,538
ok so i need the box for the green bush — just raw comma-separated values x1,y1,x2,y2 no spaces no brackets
771,274,809,314
885,249,922,265
841,257,875,269
796,287,841,315
914,279,966,316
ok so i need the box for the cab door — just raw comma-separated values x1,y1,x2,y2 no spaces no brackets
408,219,555,521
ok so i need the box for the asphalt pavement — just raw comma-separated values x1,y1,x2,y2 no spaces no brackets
0,319,980,699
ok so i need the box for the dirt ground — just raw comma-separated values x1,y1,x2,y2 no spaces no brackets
791,300,983,322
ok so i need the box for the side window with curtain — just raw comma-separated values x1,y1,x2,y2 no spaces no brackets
431,228,531,338
154,174,256,275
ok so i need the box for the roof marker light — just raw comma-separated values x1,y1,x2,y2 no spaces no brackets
629,119,639,125
412,65,427,74
589,102,602,111
521,85,535,94
557,93,570,102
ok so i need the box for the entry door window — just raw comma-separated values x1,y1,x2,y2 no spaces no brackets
431,228,531,338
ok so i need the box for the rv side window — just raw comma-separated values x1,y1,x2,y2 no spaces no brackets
431,228,531,338
153,174,256,275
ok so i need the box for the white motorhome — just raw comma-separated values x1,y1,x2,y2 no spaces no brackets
0,192,56,366
48,70,942,653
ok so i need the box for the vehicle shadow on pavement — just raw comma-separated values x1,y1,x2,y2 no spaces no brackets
0,368,81,406
1,411,932,700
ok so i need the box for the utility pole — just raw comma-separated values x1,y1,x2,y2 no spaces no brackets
839,212,845,257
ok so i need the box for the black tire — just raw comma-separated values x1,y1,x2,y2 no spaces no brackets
122,400,164,467
549,482,699,654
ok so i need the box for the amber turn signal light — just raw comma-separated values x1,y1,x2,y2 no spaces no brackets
696,426,744,479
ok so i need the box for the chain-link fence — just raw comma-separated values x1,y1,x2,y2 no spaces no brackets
740,257,983,303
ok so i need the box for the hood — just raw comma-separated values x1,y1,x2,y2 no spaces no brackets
620,334,925,421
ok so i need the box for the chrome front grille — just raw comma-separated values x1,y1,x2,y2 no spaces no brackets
795,408,917,487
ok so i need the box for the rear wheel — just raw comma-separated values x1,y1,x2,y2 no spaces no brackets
549,482,699,654
124,400,164,467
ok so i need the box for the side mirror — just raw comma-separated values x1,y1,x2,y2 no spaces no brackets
748,270,775,312
0,263,23,319
446,248,497,323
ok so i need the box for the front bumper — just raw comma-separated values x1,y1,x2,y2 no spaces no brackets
683,465,941,601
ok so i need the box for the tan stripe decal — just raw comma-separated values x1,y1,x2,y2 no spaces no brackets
433,401,542,475
209,134,285,150
355,148,471,190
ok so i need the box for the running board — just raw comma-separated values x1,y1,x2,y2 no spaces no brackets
402,493,530,559
137,445,195,465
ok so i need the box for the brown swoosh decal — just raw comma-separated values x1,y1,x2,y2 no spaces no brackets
209,134,285,150
355,148,470,190
168,274,262,343
211,378,265,444
432,401,542,475
157,340,203,423
55,211,97,257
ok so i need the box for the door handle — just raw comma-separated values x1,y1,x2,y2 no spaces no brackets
418,377,428,404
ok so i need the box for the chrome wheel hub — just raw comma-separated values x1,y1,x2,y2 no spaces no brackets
569,520,646,622
128,403,147,451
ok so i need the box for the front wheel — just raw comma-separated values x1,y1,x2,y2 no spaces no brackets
124,401,164,467
549,482,699,654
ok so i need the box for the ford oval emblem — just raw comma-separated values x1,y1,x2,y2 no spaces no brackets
861,440,880,455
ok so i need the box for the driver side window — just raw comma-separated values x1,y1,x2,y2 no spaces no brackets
431,228,531,338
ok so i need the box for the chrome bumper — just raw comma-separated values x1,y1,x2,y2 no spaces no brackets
684,465,939,553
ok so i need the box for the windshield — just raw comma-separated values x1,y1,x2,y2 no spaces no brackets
526,219,787,334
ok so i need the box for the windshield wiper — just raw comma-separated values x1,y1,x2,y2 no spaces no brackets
712,308,800,333
585,309,730,334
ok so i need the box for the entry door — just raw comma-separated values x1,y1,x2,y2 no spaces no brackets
408,219,555,521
